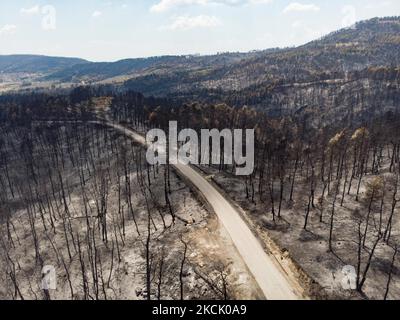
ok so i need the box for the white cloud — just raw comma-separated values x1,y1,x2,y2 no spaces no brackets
150,0,272,13
92,11,103,18
20,5,41,16
249,0,273,4
283,2,320,14
0,24,17,36
163,15,222,30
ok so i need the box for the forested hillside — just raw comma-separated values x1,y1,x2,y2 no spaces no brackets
3,17,400,110
0,55,87,74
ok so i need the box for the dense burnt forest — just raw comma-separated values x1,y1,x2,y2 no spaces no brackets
1,73,400,299
0,91,263,300
108,93,400,299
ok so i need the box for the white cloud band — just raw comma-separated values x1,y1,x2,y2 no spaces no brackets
151,0,272,13
162,15,222,30
283,2,320,14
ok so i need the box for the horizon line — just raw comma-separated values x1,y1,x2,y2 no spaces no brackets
1,15,399,63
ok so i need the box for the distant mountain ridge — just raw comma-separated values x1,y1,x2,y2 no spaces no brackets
1,16,400,102
118,17,400,99
43,51,265,83
0,54,87,74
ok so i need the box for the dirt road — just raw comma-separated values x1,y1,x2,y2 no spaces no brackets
98,120,301,300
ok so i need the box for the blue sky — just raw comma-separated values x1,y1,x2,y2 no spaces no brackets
0,0,399,61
